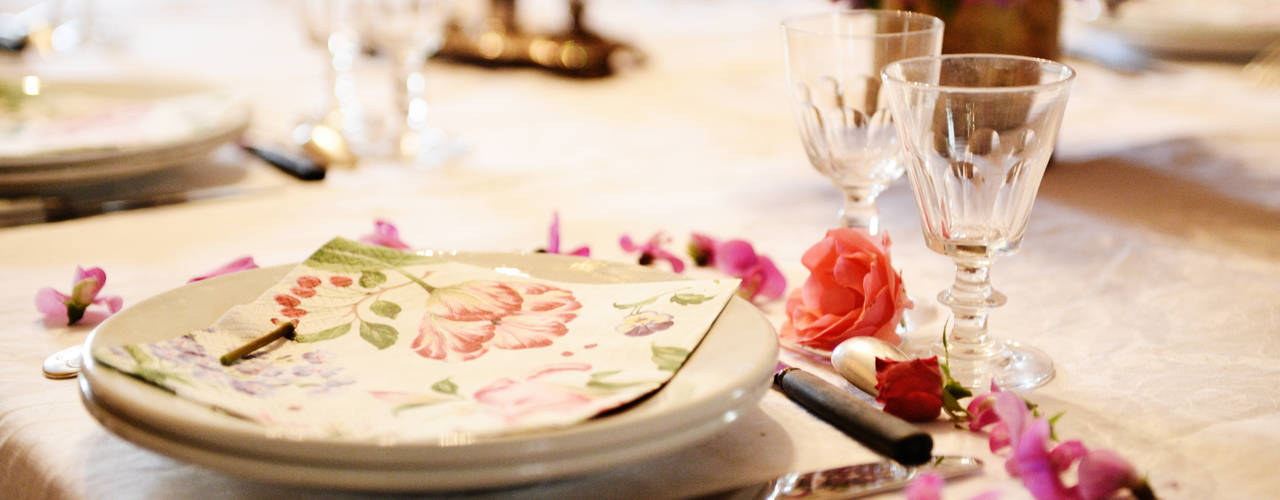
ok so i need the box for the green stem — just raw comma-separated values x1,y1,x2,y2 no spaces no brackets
393,268,435,292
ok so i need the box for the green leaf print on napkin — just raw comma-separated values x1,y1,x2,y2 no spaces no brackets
304,237,438,273
360,322,399,350
651,344,690,372
370,300,402,319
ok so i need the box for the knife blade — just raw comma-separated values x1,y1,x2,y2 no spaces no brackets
701,455,983,500
773,363,933,466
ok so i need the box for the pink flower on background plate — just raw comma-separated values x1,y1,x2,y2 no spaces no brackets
188,256,259,283
547,211,590,256
411,281,581,361
36,266,123,326
360,219,412,250
620,232,685,273
474,362,593,422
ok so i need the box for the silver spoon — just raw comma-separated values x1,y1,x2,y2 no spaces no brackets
831,336,909,397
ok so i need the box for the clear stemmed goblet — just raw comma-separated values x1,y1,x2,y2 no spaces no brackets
358,0,458,166
781,11,943,234
881,54,1076,390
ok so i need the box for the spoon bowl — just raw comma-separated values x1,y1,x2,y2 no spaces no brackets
831,336,909,397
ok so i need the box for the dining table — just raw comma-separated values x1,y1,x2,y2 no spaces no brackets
2,0,1278,499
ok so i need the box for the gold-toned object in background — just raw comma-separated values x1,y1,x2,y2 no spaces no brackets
436,0,642,78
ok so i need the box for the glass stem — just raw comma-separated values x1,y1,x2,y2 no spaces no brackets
839,189,880,234
394,49,431,139
327,28,363,141
938,260,1007,362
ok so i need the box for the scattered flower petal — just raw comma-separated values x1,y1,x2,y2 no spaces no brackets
189,256,259,283
1077,449,1141,500
906,473,944,500
546,212,590,256
360,219,412,250
687,232,718,267
620,232,685,273
36,266,122,326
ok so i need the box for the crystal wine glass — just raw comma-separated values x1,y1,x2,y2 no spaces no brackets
357,0,458,166
881,54,1076,390
781,10,942,234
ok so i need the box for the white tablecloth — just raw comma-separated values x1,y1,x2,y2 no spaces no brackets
2,1,1279,498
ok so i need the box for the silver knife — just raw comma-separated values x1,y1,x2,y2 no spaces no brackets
701,455,983,500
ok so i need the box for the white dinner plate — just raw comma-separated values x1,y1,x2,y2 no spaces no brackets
0,77,249,191
80,253,778,491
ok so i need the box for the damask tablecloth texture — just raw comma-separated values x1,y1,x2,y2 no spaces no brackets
1,1,1278,499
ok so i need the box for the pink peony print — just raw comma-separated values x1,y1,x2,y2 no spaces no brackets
473,363,593,422
410,281,581,361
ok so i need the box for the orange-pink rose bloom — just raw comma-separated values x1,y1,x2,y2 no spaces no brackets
780,228,911,350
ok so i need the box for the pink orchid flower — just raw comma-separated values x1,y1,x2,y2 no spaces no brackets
360,219,412,250
619,232,685,273
1077,449,1150,500
687,232,717,266
713,239,787,303
188,256,259,283
546,212,590,256
36,266,123,325
688,233,787,303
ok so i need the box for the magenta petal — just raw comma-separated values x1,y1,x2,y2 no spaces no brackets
993,391,1031,448
904,473,944,500
753,256,787,301
1010,420,1075,500
1077,449,1139,500
36,287,69,315
713,240,759,276
619,234,639,252
97,295,125,313
653,248,686,273
74,266,107,300
361,219,411,250
189,256,259,283
1050,440,1088,473
568,246,590,257
548,212,563,254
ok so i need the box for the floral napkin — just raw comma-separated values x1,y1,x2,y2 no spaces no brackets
94,238,740,442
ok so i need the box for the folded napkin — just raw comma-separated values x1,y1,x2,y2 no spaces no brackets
95,238,739,442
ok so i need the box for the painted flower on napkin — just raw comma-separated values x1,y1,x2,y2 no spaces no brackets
780,228,911,350
411,281,582,361
875,356,943,422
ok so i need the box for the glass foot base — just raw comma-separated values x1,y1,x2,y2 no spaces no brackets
907,339,1054,391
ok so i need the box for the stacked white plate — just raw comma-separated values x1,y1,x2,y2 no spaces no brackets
0,77,249,192
79,253,778,492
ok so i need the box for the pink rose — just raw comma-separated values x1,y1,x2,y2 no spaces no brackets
780,228,911,351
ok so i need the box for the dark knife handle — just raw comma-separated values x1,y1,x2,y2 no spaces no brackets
242,144,326,181
774,367,932,466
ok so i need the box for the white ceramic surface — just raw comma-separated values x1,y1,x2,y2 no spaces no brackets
80,253,778,491
0,78,249,190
